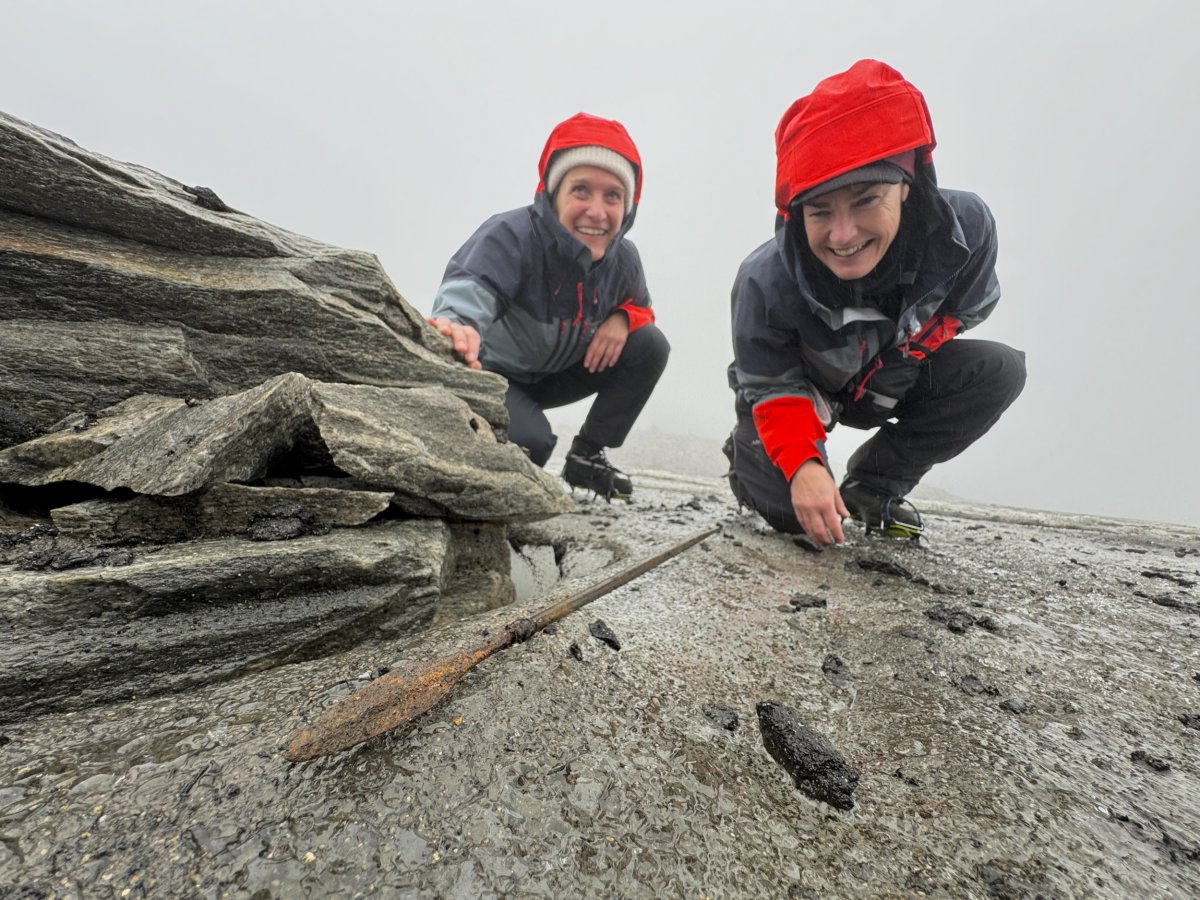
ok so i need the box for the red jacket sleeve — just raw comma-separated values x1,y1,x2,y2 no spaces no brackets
752,396,827,481
616,299,655,332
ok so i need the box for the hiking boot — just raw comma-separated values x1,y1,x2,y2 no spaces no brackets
563,446,633,501
840,479,922,540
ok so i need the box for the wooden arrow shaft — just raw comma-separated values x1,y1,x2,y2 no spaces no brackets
285,525,718,761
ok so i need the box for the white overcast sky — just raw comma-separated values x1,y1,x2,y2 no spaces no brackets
4,1,1199,526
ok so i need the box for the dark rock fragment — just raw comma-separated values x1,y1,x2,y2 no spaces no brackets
0,405,42,449
925,603,977,633
786,885,820,900
1150,595,1200,615
791,535,823,554
894,626,938,652
975,615,1001,633
568,642,584,662
701,703,739,732
789,592,827,610
247,500,316,542
953,674,1000,696
1162,830,1200,864
755,700,860,810
587,619,621,651
1131,750,1172,772
1179,713,1200,730
1142,568,1197,588
16,543,132,571
821,654,853,688
183,184,234,212
999,698,1030,715
856,556,912,579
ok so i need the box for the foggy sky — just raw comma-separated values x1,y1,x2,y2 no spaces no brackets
4,1,1198,526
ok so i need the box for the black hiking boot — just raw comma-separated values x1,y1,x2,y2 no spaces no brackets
563,444,633,502
840,479,922,540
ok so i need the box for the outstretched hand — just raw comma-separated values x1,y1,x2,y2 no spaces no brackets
584,312,629,373
790,459,850,546
426,317,482,370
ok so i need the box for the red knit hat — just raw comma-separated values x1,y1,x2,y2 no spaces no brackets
775,60,935,214
537,112,643,208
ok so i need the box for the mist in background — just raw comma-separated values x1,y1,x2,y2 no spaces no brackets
4,1,1197,525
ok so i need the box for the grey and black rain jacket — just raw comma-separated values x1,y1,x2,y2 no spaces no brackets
430,189,653,383
729,176,1001,479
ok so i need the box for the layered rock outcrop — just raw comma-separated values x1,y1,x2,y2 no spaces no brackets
0,110,572,720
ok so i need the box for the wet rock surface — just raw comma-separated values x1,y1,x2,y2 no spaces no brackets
0,109,506,428
2,471,1200,897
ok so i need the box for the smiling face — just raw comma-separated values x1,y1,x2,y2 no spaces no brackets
553,165,626,261
801,181,910,280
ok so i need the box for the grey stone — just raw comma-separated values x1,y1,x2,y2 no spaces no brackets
50,483,395,544
0,520,450,721
0,373,571,521
0,110,506,430
0,110,570,718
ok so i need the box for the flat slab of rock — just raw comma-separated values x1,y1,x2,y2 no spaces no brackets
49,483,395,544
0,372,572,522
0,519,451,722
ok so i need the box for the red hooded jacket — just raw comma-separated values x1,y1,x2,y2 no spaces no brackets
735,61,997,481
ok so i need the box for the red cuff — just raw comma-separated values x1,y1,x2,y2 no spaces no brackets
909,314,963,358
617,300,655,332
752,396,827,481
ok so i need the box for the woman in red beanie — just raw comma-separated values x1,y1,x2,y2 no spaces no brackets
726,60,1025,544
428,113,668,501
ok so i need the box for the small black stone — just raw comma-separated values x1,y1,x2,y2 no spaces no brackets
588,619,621,651
568,642,584,662
1179,713,1200,730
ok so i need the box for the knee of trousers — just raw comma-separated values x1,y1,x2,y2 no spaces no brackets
621,323,671,373
973,341,1028,403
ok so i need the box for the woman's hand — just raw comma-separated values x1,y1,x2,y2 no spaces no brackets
426,317,482,370
790,459,850,546
584,312,629,373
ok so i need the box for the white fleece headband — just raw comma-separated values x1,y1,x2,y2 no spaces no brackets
545,145,637,215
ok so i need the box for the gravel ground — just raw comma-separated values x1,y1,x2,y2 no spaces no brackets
2,467,1198,898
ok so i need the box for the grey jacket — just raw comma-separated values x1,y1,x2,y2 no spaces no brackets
431,192,653,382
730,181,1000,426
